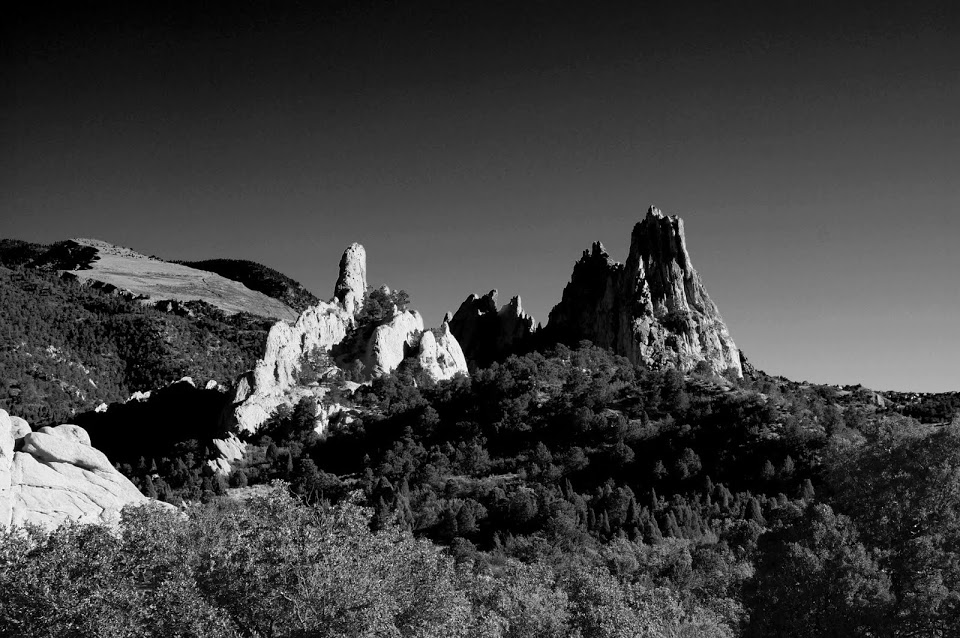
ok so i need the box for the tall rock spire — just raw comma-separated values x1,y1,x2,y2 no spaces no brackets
547,206,741,376
333,243,367,316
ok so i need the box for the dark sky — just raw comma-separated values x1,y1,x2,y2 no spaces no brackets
3,1,959,391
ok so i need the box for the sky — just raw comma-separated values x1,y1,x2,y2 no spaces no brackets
2,1,959,392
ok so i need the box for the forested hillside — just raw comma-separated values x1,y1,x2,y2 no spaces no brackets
72,342,959,637
0,266,271,424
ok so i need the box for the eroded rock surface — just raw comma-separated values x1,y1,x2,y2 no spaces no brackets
229,244,468,433
231,300,352,432
363,310,425,376
547,206,741,376
334,243,367,317
418,320,469,381
450,290,536,367
0,410,150,528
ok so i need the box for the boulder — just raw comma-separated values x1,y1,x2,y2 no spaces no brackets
0,411,151,529
547,206,741,376
208,433,246,474
9,415,31,439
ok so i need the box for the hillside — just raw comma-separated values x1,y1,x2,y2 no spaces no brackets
178,258,320,313
31,239,299,321
0,239,49,268
0,266,271,425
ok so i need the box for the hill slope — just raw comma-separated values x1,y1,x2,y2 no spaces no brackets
32,239,299,321
178,258,319,314
0,266,271,425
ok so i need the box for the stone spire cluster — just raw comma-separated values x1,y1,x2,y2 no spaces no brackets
547,206,742,376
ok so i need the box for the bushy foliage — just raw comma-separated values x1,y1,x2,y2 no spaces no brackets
357,286,411,325
0,488,733,637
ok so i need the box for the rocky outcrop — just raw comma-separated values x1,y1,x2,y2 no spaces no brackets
228,244,469,433
547,206,741,377
449,290,537,367
231,300,352,432
363,310,424,376
417,320,469,381
208,433,246,474
334,243,367,317
0,410,150,528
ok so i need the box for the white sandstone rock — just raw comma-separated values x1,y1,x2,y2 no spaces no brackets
207,433,247,474
9,416,31,440
228,244,469,434
0,412,150,529
418,321,468,381
334,243,367,317
363,310,424,376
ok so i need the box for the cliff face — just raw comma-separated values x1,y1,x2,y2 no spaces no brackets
449,290,536,367
547,207,741,377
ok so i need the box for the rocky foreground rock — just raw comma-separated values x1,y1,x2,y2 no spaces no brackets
0,410,150,528
547,206,742,376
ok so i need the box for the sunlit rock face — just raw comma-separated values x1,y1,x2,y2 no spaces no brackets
418,320,469,381
449,290,536,368
547,206,741,377
0,411,150,529
229,244,468,434
334,243,367,317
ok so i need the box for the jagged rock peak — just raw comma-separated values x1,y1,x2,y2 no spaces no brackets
334,243,367,316
450,289,536,368
547,205,741,377
629,205,692,275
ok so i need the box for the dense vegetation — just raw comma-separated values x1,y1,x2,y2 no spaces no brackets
0,488,733,637
179,258,320,313
88,341,960,637
0,266,270,425
0,239,49,268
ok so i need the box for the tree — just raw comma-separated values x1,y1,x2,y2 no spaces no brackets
745,504,893,638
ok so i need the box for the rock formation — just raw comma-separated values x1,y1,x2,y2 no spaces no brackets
0,410,151,528
547,206,741,377
231,301,352,432
228,244,468,433
362,310,425,376
417,320,469,381
334,243,367,316
208,434,246,474
450,290,537,367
